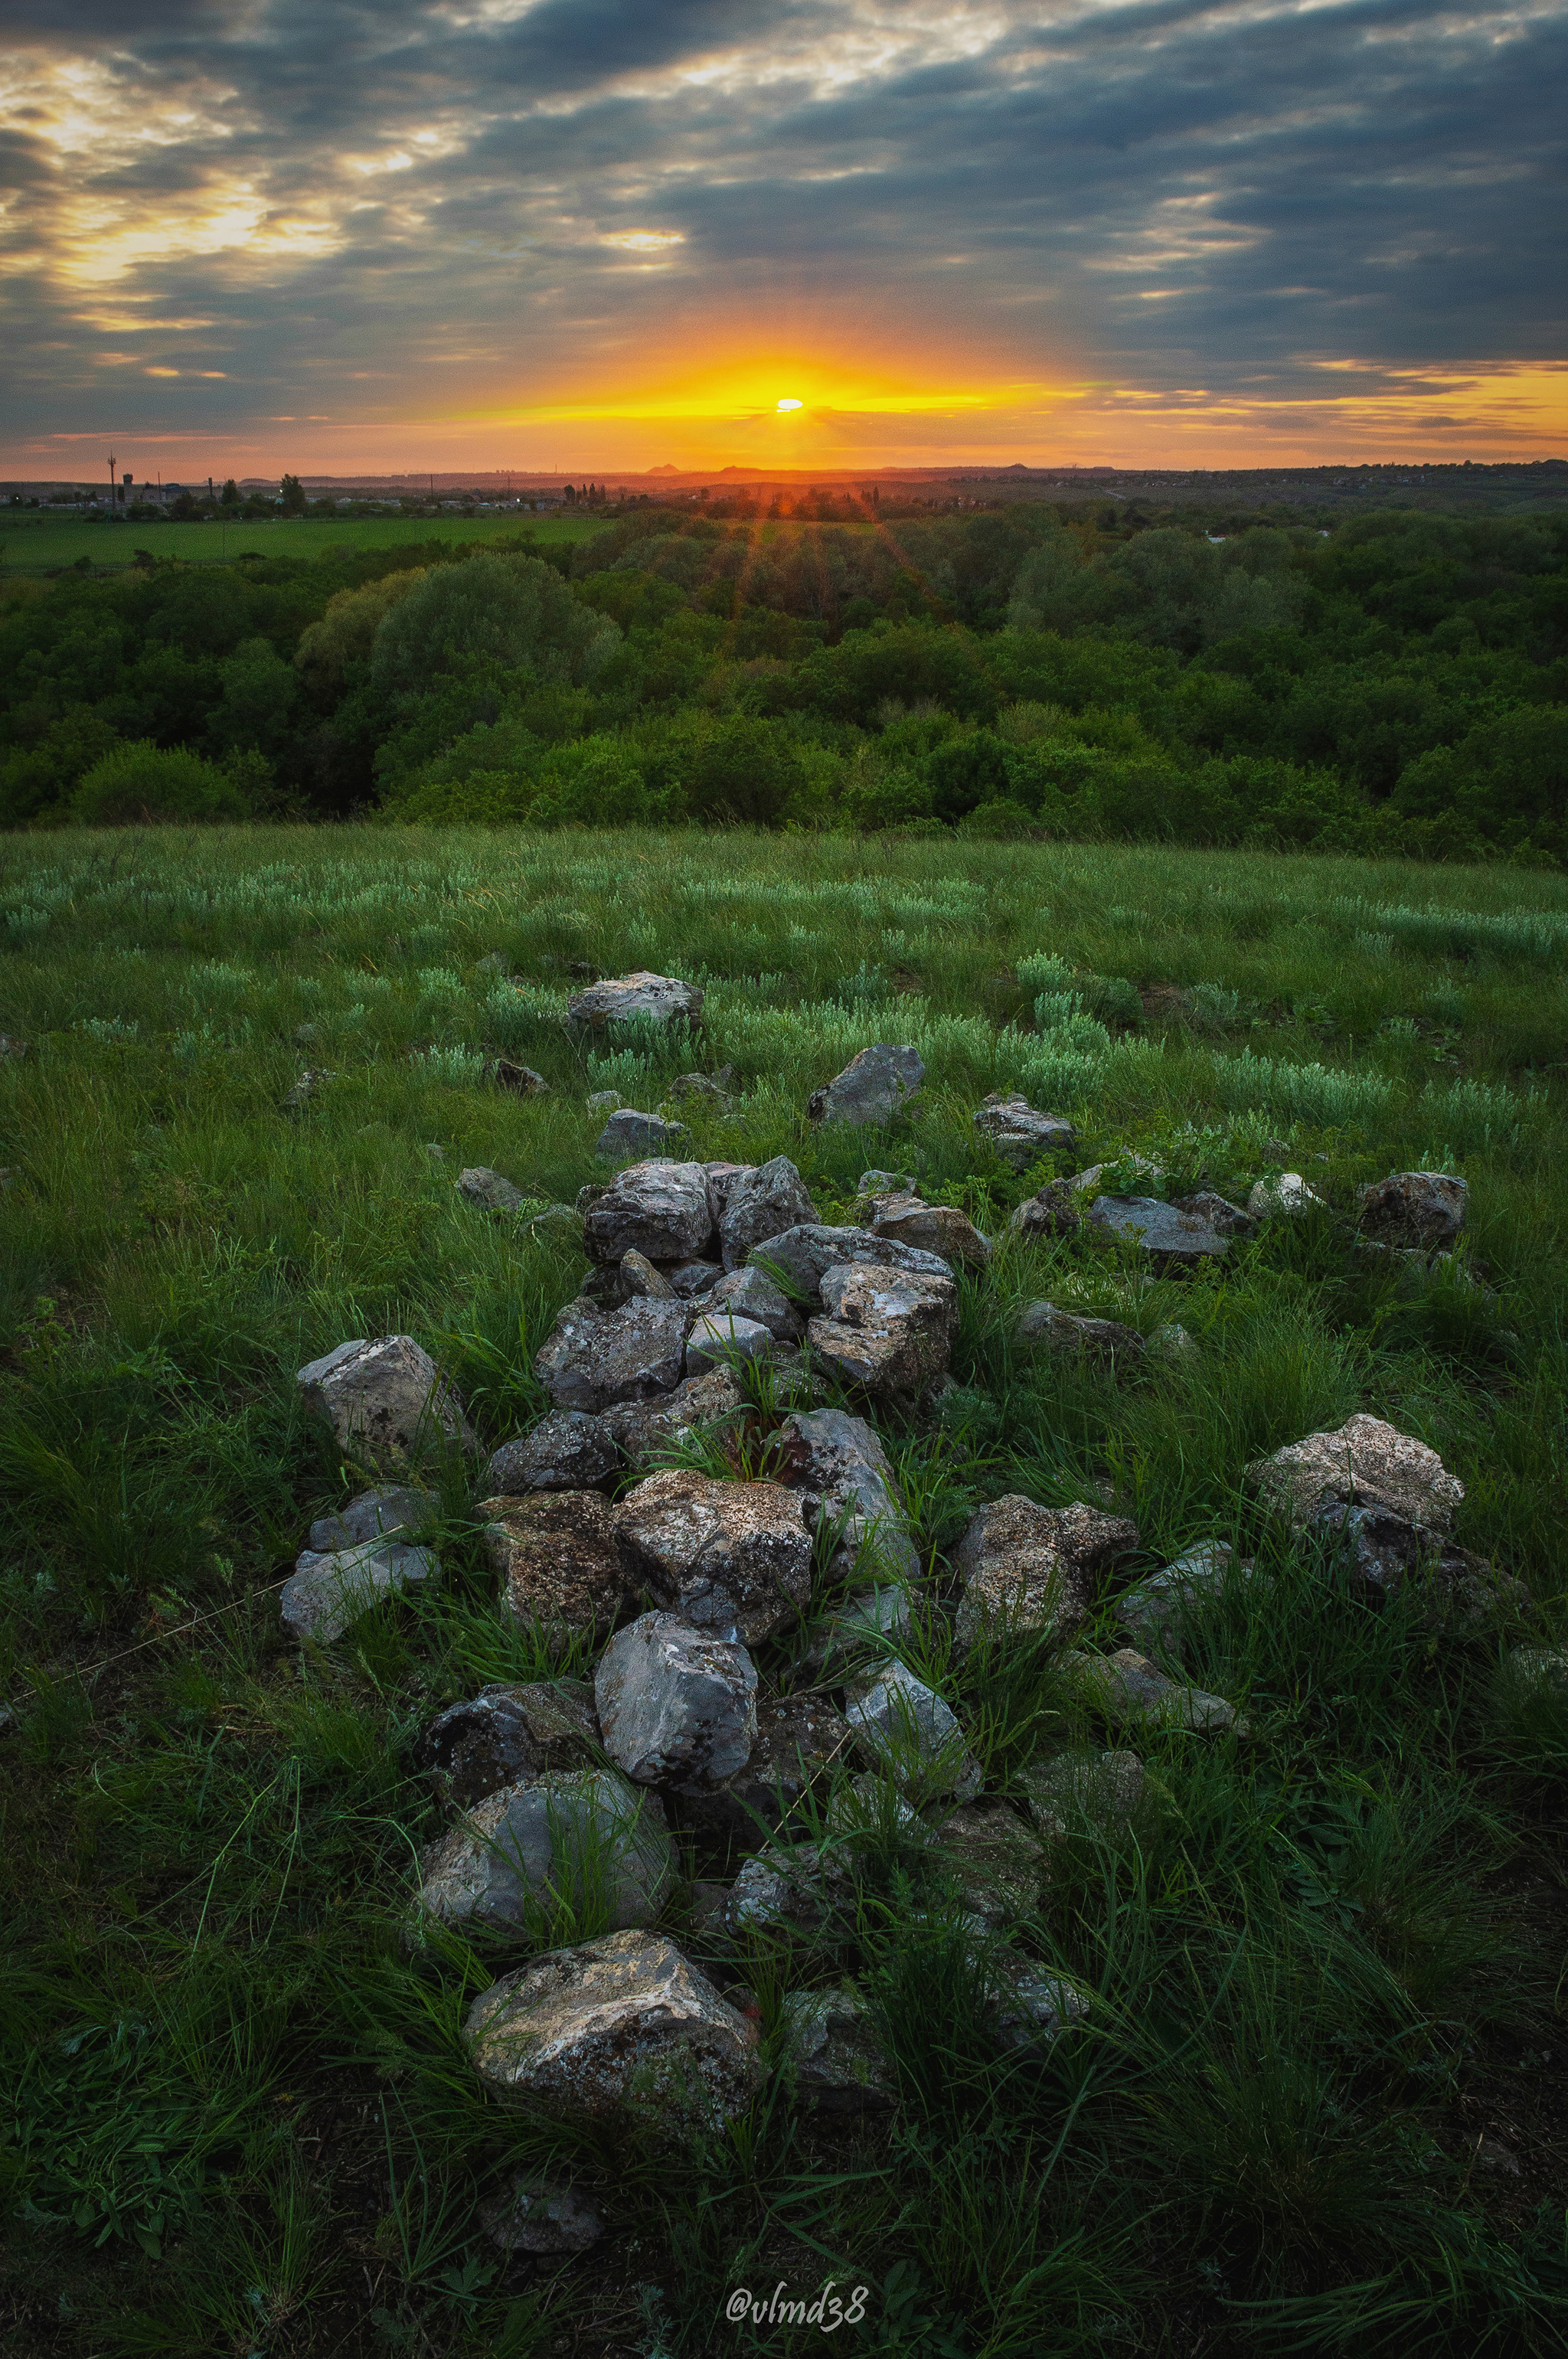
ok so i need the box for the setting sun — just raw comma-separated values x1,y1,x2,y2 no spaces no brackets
776,397,803,412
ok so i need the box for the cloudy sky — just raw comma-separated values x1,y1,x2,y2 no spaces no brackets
2,0,1565,478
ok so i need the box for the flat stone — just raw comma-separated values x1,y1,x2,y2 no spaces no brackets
465,1929,761,2135
809,1261,959,1400
748,1224,953,1302
930,1801,1049,1927
416,1679,600,1811
973,1092,1077,1169
684,1310,776,1376
1086,1194,1235,1261
808,1043,924,1126
1018,1301,1144,1365
457,1166,528,1214
567,972,705,1035
680,1696,852,1839
953,1497,1138,1649
596,1611,758,1789
482,1492,635,1638
599,1367,746,1466
717,1155,818,1271
419,1769,671,1935
779,1985,896,2112
481,2174,603,2257
485,1410,620,1495
1008,1181,1081,1241
281,1538,438,1642
621,1249,678,1300
778,1407,920,1586
704,1265,804,1343
669,1259,724,1298
1357,1171,1466,1253
844,1662,980,1799
595,1109,691,1159
1067,1647,1243,1735
534,1295,688,1413
307,1483,434,1554
1246,1412,1463,1533
613,1470,812,1644
1247,1172,1325,1219
582,1159,716,1266
871,1200,991,1271
1018,1750,1145,1839
296,1335,475,1462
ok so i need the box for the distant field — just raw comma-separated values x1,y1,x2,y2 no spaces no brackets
0,511,604,573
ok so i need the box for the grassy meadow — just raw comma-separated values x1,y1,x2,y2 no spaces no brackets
0,512,603,576
2,825,1568,2356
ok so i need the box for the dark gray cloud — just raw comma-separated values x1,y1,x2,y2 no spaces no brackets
2,0,1563,469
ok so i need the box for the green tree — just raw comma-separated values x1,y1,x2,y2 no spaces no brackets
70,741,249,825
220,479,240,508
369,553,621,700
279,474,306,516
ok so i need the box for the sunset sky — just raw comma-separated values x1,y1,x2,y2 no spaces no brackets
3,0,1565,479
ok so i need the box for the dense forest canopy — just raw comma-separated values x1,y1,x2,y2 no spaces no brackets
2,503,1566,861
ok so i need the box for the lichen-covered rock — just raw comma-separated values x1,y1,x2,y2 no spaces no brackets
481,2174,604,2257
482,1492,635,1638
613,1470,812,1643
930,1802,1049,1927
871,1199,991,1271
704,1265,805,1344
281,1538,438,1642
566,972,705,1034
1086,1196,1240,1261
464,1929,761,2133
844,1662,980,1799
953,1497,1138,1649
456,1166,528,1214
1247,1172,1325,1220
595,1612,758,1789
684,1309,776,1377
779,1984,896,2112
1510,1646,1568,1691
307,1484,434,1554
1115,1541,1239,1651
1008,1181,1081,1241
599,1366,746,1465
1017,1301,1144,1366
484,1411,620,1496
534,1295,688,1413
797,1580,920,1681
669,1258,724,1298
717,1155,818,1271
620,1249,678,1300
596,1109,691,1159
419,1770,671,1935
778,1407,920,1586
1357,1170,1466,1253
808,1044,924,1126
669,1067,736,1108
1067,1647,1244,1734
748,1224,953,1302
416,1680,600,1810
581,1159,715,1266
296,1335,475,1462
680,1696,852,1838
1246,1412,1463,1533
1175,1191,1256,1239
989,1955,1090,2051
809,1261,959,1400
1019,1750,1145,1838
973,1093,1077,1168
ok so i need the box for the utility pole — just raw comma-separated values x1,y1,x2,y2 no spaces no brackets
107,451,116,508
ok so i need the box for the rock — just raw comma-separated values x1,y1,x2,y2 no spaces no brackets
281,1067,339,1113
485,1411,620,1496
600,1367,746,1465
1086,1194,1236,1262
778,1407,920,1586
799,1581,920,1680
534,1295,688,1413
296,1335,475,1462
1311,1504,1517,1619
481,2174,603,2257
854,1169,916,1209
823,1770,923,1849
525,1203,584,1243
717,1155,818,1271
669,1067,736,1106
596,1109,690,1159
1246,1412,1463,1534
1510,1646,1568,1691
704,1266,805,1344
566,972,705,1036
1475,2137,1522,2180
595,1612,758,1789
1357,1171,1466,1253
583,1159,716,1266
871,1200,991,1271
586,1089,621,1112
419,1769,671,1936
1008,1181,1082,1241
973,1092,1077,1168
808,1044,924,1126
1018,1750,1145,1838
724,1843,838,1939
0,1035,31,1060
931,1802,1049,1927
457,1166,528,1214
492,1060,548,1096
749,1224,953,1302
844,1663,980,1799
1179,1191,1256,1238
680,1697,852,1838
482,1492,635,1638
1115,1542,1237,1651
684,1310,776,1377
1067,1647,1243,1735
809,1261,959,1401
416,1680,600,1810
989,1955,1090,2051
1148,1322,1197,1364
669,1259,724,1299
779,1985,896,2112
465,1929,760,2133
280,1538,438,1642
621,1249,678,1300
613,1470,812,1644
306,1484,434,1554
1018,1301,1144,1366
953,1498,1138,1649
1070,1155,1164,1194
1247,1172,1325,1219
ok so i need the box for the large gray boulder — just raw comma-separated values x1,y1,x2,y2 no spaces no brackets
582,1160,715,1266
296,1335,475,1462
954,1497,1138,1650
566,972,704,1035
600,1367,746,1466
613,1470,812,1644
973,1093,1076,1169
870,1199,991,1272
703,1265,804,1344
779,1985,896,2112
1246,1412,1463,1533
717,1155,818,1271
481,1492,635,1638
464,1929,761,2133
307,1484,433,1554
418,1769,672,1936
485,1410,620,1496
1018,1301,1144,1366
1086,1195,1237,1262
534,1295,688,1413
281,1537,438,1643
680,1696,852,1838
778,1407,920,1586
416,1680,600,1811
596,1109,690,1159
809,1262,959,1401
844,1662,979,1799
595,1612,758,1789
747,1224,952,1302
1357,1171,1465,1253
808,1044,924,1126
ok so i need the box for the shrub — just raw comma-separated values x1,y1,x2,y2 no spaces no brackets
70,741,249,826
